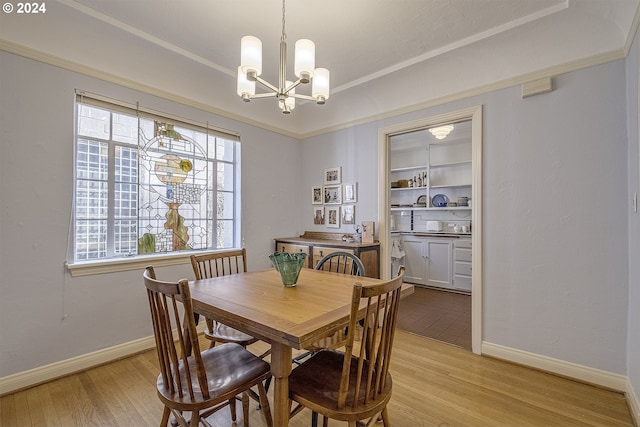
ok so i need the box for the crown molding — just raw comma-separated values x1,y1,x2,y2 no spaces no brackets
0,39,301,139
0,39,628,141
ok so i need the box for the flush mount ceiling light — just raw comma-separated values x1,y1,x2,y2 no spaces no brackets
236,0,330,114
429,124,454,139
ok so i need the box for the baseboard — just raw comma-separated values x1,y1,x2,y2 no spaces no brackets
0,324,207,396
482,342,628,391
0,336,156,396
627,377,640,426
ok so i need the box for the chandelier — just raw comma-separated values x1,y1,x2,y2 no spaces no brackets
429,124,454,140
236,0,330,114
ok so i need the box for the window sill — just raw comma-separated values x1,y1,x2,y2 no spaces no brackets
66,252,195,277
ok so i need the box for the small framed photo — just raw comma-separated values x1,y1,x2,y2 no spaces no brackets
323,185,342,204
313,206,325,224
324,167,342,185
312,186,323,205
342,205,355,225
343,183,357,203
326,206,340,228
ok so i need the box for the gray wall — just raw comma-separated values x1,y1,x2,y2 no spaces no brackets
626,24,640,407
0,46,636,393
0,52,301,377
299,60,630,375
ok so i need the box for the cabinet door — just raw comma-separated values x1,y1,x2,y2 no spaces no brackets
401,236,427,285
312,247,354,269
426,239,453,289
275,243,311,268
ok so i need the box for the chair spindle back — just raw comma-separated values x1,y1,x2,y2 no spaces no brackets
315,251,365,277
143,266,209,400
338,267,405,409
191,248,248,280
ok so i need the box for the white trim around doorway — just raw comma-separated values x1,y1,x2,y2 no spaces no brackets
377,105,483,354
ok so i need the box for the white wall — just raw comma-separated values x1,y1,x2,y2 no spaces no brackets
625,23,640,410
0,52,301,377
299,60,630,375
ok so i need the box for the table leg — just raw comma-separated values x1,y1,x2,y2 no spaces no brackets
270,342,293,426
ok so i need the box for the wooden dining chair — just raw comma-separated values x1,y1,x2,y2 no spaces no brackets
190,249,259,350
293,251,367,365
288,267,406,427
142,266,273,427
314,251,365,277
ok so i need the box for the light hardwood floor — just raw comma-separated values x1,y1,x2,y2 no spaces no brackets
1,331,634,427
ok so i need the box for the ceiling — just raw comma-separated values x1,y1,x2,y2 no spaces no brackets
1,0,639,138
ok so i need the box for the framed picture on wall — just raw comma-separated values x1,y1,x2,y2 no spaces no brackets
343,183,357,203
342,205,355,225
312,186,323,204
313,206,325,224
324,167,342,185
326,206,340,228
323,185,342,204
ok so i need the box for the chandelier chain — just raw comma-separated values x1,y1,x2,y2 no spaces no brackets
281,0,287,42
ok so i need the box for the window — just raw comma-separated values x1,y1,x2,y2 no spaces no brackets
73,94,240,263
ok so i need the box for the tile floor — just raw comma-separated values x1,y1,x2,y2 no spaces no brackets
397,286,472,350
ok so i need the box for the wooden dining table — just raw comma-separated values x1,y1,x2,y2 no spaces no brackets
188,267,413,426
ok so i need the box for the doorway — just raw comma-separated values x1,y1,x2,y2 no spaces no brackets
377,105,483,354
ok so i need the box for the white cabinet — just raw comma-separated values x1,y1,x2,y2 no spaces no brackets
402,235,427,285
453,238,472,292
401,235,453,289
426,239,453,289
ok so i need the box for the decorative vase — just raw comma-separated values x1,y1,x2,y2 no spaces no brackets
269,252,307,287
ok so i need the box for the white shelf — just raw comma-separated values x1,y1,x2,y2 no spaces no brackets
391,206,471,211
391,187,427,191
429,183,471,189
391,206,429,211
391,165,428,173
429,160,471,168
425,206,471,211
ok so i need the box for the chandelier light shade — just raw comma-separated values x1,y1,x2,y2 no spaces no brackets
294,39,315,82
237,66,255,100
429,124,455,139
312,68,330,104
237,0,330,114
240,36,262,78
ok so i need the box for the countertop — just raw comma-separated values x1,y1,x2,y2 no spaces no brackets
391,231,471,238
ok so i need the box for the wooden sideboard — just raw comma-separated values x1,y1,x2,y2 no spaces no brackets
274,231,380,278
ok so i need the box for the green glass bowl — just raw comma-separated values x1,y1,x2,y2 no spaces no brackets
269,252,307,287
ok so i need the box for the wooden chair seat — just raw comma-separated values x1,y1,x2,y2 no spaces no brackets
289,349,392,420
203,322,257,346
156,343,270,408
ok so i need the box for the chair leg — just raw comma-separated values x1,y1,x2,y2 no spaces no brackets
381,407,390,425
257,382,273,427
242,392,250,427
229,397,237,422
311,411,318,427
322,415,329,427
161,406,171,426
189,411,200,427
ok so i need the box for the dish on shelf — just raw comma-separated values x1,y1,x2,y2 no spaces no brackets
416,195,427,204
431,193,448,207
